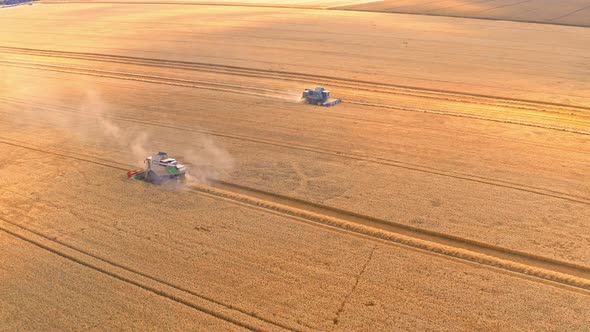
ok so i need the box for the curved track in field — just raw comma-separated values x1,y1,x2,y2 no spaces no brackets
1,137,590,293
1,46,589,135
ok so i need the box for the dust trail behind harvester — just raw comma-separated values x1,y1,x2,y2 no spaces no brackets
181,136,234,185
80,90,151,167
2,73,233,186
78,90,234,187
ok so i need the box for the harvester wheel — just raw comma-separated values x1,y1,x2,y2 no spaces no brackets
317,101,322,106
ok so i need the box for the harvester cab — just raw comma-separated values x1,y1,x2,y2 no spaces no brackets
302,87,342,107
127,152,187,185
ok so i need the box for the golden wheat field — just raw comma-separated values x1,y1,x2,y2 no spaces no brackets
1,2,589,331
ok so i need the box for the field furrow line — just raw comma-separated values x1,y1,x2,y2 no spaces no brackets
205,179,590,279
2,98,589,205
0,60,291,99
2,95,586,156
347,100,590,135
1,138,589,292
0,217,295,332
3,56,590,137
190,183,590,292
1,46,589,116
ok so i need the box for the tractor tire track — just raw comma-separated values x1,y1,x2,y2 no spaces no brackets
198,180,590,279
3,58,590,136
0,217,293,332
1,138,590,293
332,245,377,326
2,55,590,136
4,45,589,116
1,93,587,157
2,46,590,123
188,183,590,292
2,97,589,206
346,99,590,136
0,60,290,100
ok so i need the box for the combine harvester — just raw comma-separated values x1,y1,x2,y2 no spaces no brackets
301,87,342,107
127,152,187,185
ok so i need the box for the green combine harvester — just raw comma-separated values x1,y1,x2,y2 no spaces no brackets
127,152,186,185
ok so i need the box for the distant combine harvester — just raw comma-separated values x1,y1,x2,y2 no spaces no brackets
1,0,34,7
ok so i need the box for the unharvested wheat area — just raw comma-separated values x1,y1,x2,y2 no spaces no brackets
0,1,589,331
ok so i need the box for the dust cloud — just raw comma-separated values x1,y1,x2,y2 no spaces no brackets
4,79,233,185
80,90,234,185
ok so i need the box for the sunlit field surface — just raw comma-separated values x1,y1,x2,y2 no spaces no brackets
1,2,589,331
